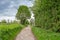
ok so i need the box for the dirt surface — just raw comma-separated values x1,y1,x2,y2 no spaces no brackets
15,25,36,40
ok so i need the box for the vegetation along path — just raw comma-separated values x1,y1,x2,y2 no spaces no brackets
15,25,36,40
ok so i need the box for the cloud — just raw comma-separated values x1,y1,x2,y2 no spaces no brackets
1,8,17,16
0,0,33,21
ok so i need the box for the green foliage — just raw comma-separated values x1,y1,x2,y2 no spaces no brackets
16,5,31,25
12,20,18,24
0,24,24,40
24,19,29,26
32,0,60,32
16,5,31,19
1,20,6,23
30,18,35,26
32,27,60,40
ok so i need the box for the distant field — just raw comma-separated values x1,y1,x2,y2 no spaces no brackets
0,23,24,40
32,27,60,40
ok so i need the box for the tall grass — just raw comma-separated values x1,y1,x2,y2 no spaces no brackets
0,23,24,40
32,27,60,40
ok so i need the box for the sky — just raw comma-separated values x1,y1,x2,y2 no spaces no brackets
0,0,33,21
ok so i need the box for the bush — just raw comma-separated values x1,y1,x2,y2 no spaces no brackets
0,24,24,40
32,0,60,32
1,20,6,23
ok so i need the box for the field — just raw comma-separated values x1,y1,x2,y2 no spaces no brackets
0,23,24,40
32,27,60,40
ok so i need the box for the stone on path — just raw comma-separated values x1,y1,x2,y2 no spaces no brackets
15,25,36,40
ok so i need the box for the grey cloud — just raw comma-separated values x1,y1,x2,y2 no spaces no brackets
0,0,33,17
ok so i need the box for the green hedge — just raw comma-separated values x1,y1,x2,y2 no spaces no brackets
0,24,24,40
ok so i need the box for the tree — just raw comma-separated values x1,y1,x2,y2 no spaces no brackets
32,0,60,32
1,20,6,23
16,5,31,25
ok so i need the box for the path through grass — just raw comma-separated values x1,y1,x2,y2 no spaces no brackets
15,25,36,40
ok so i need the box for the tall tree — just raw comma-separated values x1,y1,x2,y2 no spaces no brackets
16,5,31,25
32,0,60,31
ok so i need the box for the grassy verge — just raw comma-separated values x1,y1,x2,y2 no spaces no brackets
0,23,24,40
32,27,60,40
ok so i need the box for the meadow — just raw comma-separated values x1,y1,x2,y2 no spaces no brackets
0,23,24,40
32,27,60,40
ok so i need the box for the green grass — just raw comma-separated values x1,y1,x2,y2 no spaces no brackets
32,27,60,40
0,23,24,40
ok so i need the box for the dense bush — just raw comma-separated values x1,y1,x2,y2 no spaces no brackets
0,24,24,40
1,20,6,23
32,0,60,32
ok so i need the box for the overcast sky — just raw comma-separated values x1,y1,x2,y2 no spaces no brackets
0,0,33,21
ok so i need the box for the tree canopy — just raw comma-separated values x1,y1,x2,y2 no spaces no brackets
16,5,31,25
16,5,31,19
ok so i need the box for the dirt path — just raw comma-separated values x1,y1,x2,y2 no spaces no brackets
15,25,36,40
